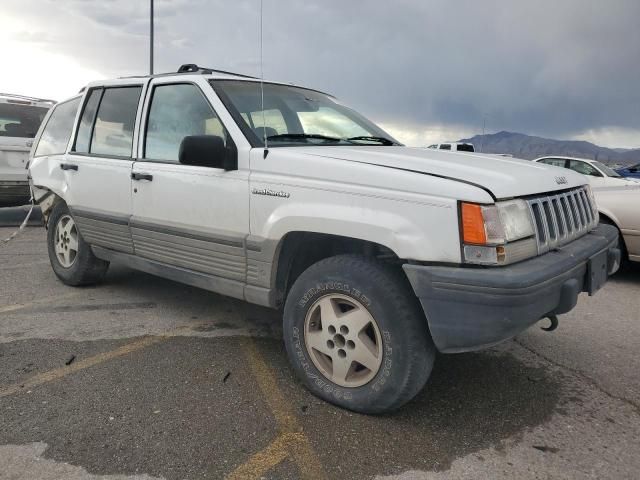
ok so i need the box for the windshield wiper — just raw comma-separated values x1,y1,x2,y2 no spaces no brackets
346,136,395,146
266,133,345,143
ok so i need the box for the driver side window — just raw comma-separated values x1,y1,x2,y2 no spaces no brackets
144,83,228,162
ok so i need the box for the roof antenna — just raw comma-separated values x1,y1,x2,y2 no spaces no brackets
259,0,268,159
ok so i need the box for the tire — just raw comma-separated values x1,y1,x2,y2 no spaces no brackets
599,218,628,270
283,254,435,414
47,202,109,286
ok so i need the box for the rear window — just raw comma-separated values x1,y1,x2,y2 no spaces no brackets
0,103,50,138
34,98,81,157
457,143,475,152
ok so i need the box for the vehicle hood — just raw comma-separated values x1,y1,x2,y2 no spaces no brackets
291,146,587,199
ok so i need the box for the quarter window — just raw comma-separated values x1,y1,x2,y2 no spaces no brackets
90,86,142,157
33,97,81,157
144,83,228,162
541,158,567,168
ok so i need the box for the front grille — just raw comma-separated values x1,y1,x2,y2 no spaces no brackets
526,186,598,254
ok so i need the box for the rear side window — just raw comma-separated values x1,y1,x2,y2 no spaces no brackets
0,103,50,138
457,143,475,152
33,97,81,157
144,83,228,162
89,86,142,157
74,89,102,153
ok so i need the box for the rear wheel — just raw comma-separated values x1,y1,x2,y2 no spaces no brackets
47,202,109,286
283,255,435,414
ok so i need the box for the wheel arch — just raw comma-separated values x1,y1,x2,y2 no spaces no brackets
270,231,401,308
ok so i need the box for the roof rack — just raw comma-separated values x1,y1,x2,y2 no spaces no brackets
176,64,258,79
0,92,56,104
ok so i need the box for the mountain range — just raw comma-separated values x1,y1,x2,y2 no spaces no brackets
458,131,640,166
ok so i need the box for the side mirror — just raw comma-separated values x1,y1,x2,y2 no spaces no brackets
178,135,237,171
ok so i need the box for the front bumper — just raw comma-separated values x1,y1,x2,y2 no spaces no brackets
403,224,620,353
0,181,31,207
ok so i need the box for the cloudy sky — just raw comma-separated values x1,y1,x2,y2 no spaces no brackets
2,0,639,148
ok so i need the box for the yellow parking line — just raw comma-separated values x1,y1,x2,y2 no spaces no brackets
0,321,211,398
0,335,165,398
0,290,83,314
226,432,302,480
231,337,327,480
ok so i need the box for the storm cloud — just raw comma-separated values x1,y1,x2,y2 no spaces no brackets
3,0,639,146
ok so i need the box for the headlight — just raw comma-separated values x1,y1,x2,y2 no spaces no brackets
460,199,537,265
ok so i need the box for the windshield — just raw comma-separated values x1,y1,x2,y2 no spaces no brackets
211,80,399,147
0,103,50,138
593,161,622,177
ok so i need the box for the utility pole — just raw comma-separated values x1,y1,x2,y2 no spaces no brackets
150,0,154,75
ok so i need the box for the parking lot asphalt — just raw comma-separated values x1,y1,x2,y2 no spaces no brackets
1,216,639,479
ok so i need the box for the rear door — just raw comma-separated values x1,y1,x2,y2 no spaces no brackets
130,78,250,296
64,84,145,253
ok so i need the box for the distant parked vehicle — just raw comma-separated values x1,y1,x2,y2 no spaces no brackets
533,156,639,188
0,93,55,207
427,142,475,152
616,162,640,181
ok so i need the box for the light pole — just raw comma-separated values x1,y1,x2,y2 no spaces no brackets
480,114,488,153
150,0,154,75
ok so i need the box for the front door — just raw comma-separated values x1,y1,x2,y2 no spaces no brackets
64,84,145,253
130,79,249,296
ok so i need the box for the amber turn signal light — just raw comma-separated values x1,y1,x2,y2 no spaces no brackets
461,202,487,245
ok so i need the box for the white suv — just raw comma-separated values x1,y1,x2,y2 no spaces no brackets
1,93,54,207
29,65,620,413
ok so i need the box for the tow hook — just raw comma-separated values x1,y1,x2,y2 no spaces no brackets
540,314,559,332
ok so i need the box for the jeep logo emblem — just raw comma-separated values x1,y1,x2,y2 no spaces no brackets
555,176,568,185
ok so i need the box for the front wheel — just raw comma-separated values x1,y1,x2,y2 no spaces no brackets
283,255,435,414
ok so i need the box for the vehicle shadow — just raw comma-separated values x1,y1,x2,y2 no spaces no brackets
269,339,564,478
611,261,640,284
91,265,566,477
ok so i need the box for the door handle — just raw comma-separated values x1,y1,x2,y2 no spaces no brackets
60,163,78,171
131,172,153,181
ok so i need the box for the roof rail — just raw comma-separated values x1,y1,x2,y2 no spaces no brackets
176,64,258,79
0,92,56,104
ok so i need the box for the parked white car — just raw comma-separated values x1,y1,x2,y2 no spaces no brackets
593,185,640,264
533,156,639,188
427,142,475,152
29,65,620,413
0,93,55,206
